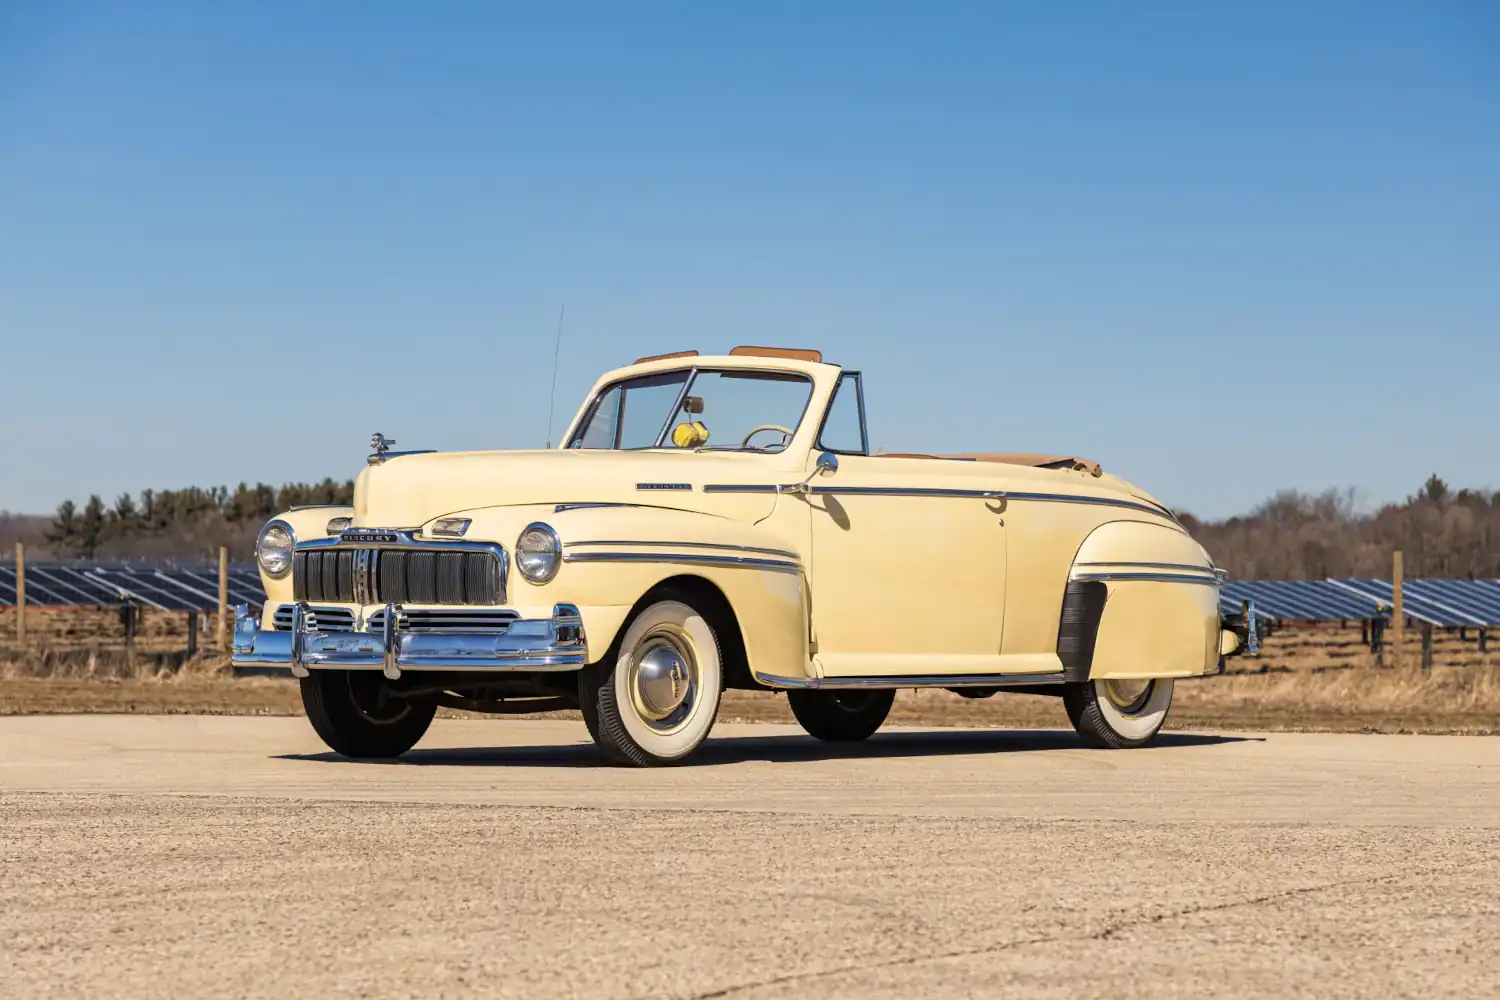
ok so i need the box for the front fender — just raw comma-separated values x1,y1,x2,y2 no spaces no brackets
451,504,811,677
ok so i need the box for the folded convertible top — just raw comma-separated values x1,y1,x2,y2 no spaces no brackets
876,452,1103,477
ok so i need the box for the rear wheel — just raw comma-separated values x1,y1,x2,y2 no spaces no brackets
578,596,724,766
788,689,895,742
1063,678,1173,748
300,670,436,758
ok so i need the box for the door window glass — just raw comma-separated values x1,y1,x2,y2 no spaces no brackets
817,374,867,454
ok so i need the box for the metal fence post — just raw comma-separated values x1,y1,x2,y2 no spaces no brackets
1392,551,1404,670
14,541,24,646
217,546,229,650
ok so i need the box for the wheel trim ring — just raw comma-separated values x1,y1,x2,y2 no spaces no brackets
1099,678,1154,715
627,625,700,734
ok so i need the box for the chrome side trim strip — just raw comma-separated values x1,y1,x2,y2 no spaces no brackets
810,486,1006,500
553,502,640,513
757,671,1067,690
1075,561,1215,573
566,539,801,560
562,551,801,574
996,491,1173,518
1070,571,1219,587
700,484,1173,519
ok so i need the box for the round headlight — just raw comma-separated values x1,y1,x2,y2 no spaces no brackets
256,521,295,579
515,522,561,583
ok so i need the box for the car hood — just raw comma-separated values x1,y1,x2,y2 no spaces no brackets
353,449,786,527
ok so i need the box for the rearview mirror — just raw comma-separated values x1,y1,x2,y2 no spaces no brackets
816,452,839,475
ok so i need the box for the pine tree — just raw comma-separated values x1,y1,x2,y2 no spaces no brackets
78,495,107,559
45,500,80,554
112,493,139,534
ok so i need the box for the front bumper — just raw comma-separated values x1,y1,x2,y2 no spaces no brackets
231,602,587,679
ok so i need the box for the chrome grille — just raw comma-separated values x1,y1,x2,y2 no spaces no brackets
272,605,357,632
367,608,520,633
293,549,503,605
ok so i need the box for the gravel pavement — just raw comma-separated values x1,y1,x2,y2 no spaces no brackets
2,716,1497,999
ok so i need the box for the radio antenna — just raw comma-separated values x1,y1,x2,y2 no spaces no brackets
545,302,565,448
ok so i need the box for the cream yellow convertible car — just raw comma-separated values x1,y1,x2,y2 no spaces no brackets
235,347,1250,765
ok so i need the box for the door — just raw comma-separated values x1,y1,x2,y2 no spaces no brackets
806,454,1009,677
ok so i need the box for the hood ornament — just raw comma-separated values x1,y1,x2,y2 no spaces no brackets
369,432,396,464
367,433,436,465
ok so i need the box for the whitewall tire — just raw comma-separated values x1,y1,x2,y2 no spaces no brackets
579,597,724,766
1063,678,1174,749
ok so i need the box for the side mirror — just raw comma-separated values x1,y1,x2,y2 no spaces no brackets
782,452,839,495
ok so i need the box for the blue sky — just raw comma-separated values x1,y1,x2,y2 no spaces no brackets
2,1,1496,518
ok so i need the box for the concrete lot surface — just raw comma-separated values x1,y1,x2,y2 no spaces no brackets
3,716,1498,999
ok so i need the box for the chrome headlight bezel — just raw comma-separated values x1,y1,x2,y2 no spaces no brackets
515,522,561,584
256,520,295,580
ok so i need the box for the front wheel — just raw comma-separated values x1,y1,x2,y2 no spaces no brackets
300,671,436,758
788,689,895,742
1063,678,1174,748
578,596,724,766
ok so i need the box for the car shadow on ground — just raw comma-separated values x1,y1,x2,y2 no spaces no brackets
277,729,1258,768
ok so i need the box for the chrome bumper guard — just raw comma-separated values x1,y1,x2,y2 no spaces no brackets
231,603,586,679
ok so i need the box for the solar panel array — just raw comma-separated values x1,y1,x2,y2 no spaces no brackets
1220,579,1500,627
3,562,1499,627
0,562,266,612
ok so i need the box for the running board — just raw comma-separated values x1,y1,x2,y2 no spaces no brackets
756,672,1067,690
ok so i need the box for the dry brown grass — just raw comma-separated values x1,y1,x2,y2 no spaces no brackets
1,618,1496,733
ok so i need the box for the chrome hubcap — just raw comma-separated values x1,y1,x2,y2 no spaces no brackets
1100,679,1153,715
629,628,698,732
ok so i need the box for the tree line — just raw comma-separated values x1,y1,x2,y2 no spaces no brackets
37,480,355,561
13,475,1500,577
1179,476,1500,580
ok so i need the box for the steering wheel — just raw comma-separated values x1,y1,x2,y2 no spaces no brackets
740,424,795,450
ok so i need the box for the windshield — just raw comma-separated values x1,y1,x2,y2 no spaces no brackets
568,368,814,452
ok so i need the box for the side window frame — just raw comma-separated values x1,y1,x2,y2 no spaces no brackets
815,371,869,456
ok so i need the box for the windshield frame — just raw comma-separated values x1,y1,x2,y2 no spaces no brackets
565,365,818,453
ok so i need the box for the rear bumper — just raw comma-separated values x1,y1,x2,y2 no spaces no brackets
231,602,586,679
